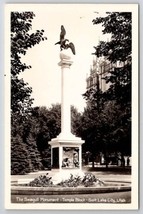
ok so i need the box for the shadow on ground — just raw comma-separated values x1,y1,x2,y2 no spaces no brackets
83,166,131,175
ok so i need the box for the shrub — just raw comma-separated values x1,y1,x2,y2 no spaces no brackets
57,174,82,187
57,173,104,187
26,173,53,187
25,172,104,187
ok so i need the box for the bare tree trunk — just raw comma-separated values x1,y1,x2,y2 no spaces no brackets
92,155,95,168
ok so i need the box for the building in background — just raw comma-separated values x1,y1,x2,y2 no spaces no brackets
86,56,125,92
86,56,110,92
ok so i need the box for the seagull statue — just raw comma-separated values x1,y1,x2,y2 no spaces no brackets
55,25,76,55
55,25,66,44
66,42,76,55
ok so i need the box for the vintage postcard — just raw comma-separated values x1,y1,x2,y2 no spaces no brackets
5,3,138,210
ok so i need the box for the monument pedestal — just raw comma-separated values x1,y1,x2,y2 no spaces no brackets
49,134,84,184
49,50,84,184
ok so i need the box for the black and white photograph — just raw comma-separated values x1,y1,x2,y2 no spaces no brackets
4,3,138,210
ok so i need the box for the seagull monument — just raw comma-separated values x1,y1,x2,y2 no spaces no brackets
49,25,84,183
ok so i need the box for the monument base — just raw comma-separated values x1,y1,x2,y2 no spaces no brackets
49,168,85,185
49,132,84,145
49,132,84,184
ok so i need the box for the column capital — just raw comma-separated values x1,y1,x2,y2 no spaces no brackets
58,59,73,68
58,49,74,68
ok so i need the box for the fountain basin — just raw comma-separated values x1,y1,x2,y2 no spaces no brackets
11,181,131,195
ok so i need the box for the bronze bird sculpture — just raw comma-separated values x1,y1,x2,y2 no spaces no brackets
55,25,76,55
55,25,66,44
55,25,68,50
67,42,76,55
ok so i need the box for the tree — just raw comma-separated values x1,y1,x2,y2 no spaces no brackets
71,106,82,136
11,100,83,174
81,12,132,166
28,104,83,169
92,12,131,154
79,106,101,167
11,12,47,174
80,99,131,168
11,134,32,175
11,11,47,116
93,12,131,62
92,12,131,106
28,104,61,169
83,87,105,113
100,101,131,155
26,133,43,171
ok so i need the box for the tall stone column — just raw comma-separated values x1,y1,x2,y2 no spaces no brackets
58,58,73,138
49,50,84,183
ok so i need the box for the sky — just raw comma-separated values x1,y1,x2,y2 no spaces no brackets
19,5,109,112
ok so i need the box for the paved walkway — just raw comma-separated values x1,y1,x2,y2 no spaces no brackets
11,168,131,184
